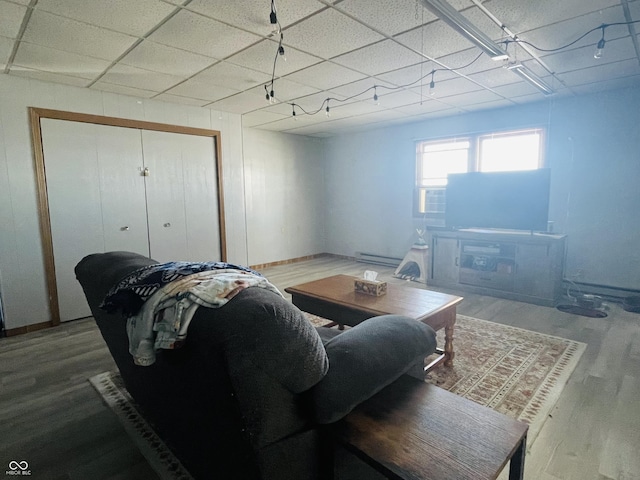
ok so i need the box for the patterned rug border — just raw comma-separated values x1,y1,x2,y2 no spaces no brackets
454,315,587,446
89,372,193,480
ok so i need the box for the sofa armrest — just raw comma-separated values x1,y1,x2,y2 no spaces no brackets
310,315,436,424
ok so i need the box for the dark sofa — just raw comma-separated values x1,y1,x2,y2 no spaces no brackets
75,251,437,480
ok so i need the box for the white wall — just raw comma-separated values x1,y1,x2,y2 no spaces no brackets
242,128,326,266
0,74,247,330
324,87,640,291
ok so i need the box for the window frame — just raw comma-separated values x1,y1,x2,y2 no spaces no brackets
414,127,546,218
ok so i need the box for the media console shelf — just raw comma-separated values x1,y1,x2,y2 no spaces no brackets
430,229,566,306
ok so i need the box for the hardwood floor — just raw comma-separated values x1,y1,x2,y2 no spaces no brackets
1,255,638,479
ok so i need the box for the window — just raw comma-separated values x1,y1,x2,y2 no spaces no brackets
415,128,544,216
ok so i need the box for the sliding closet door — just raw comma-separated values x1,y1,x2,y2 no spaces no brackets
142,130,221,262
42,119,148,321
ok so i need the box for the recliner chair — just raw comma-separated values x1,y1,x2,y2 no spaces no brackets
75,251,437,479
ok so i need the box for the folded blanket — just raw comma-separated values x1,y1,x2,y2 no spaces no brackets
101,261,262,316
127,269,283,366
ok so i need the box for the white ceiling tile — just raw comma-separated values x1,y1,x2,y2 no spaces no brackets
467,67,521,88
207,86,278,114
570,75,640,96
484,0,621,36
270,77,320,102
435,48,509,76
35,0,177,36
120,41,215,76
13,43,110,79
394,24,457,60
328,78,396,105
491,81,540,98
510,92,550,105
375,62,451,87
0,1,27,38
22,10,138,61
394,100,458,115
283,9,384,59
284,61,366,91
281,124,334,136
462,99,515,111
515,6,627,55
289,91,339,113
9,65,91,87
148,10,261,60
255,101,295,117
165,77,240,102
226,39,322,76
330,100,381,118
557,59,640,86
332,40,425,76
335,0,432,36
413,77,482,98
153,93,210,107
242,110,289,127
186,0,326,35
409,107,462,121
376,88,424,108
438,89,504,106
536,37,637,74
409,75,482,98
90,81,157,98
194,62,271,91
99,63,186,91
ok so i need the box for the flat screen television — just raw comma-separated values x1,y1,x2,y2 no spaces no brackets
445,168,551,232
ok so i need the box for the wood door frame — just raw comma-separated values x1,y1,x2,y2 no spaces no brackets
29,107,227,327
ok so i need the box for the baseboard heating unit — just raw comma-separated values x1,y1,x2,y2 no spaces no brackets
355,252,403,267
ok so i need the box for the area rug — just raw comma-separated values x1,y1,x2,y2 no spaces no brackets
89,372,193,480
307,313,586,448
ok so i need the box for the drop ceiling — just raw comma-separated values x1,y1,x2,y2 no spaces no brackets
2,0,639,137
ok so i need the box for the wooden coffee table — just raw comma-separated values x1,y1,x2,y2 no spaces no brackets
285,274,463,370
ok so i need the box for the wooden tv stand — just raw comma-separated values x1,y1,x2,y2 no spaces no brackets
429,229,566,306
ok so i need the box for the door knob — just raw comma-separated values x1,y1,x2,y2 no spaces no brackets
121,226,130,231
163,223,171,228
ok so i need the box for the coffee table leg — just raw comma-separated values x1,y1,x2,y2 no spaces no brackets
509,434,526,480
444,315,456,367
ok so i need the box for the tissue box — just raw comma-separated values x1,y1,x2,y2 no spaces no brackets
354,279,387,296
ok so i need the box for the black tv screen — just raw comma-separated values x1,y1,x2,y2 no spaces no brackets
445,169,551,231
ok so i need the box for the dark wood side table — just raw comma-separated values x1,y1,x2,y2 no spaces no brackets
332,375,528,480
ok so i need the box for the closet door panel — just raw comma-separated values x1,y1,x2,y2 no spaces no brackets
96,125,149,254
182,135,221,262
42,119,148,322
43,119,103,321
141,130,189,262
142,130,221,262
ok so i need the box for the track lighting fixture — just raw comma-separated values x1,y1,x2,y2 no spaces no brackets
325,103,330,117
419,0,508,61
594,26,606,59
507,63,554,95
429,71,436,96
373,87,379,105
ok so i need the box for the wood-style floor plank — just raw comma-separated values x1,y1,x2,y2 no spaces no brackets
0,255,638,479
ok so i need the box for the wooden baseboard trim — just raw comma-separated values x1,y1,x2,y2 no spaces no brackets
251,253,344,270
5,320,54,337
